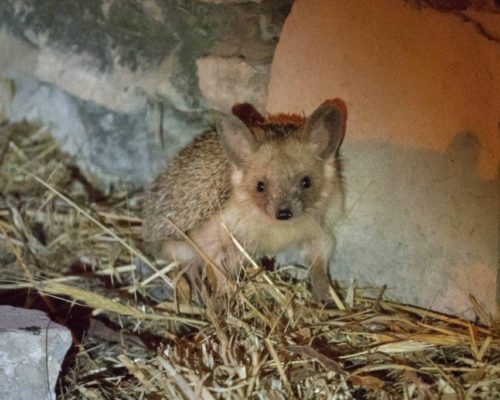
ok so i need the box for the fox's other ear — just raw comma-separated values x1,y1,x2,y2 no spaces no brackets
303,98,347,158
217,114,259,166
232,103,265,127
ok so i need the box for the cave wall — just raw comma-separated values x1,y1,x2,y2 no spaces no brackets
1,0,498,318
0,0,293,187
268,0,499,317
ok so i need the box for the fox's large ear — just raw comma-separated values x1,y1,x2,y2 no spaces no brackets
217,114,259,166
302,98,347,158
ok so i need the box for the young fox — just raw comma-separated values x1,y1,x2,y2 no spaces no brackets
142,99,346,301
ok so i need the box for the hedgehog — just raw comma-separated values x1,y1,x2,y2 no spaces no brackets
142,99,346,301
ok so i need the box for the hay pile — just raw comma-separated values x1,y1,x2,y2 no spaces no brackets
0,122,498,399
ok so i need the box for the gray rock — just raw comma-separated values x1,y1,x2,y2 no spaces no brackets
196,56,270,113
0,0,293,188
0,79,14,123
334,132,499,319
9,75,163,187
0,305,72,400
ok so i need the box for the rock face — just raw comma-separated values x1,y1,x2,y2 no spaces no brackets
0,305,72,400
267,0,499,318
0,0,293,188
405,0,499,12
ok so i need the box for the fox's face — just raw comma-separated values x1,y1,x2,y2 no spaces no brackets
219,100,346,222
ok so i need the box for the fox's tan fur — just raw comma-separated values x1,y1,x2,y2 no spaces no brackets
143,99,347,301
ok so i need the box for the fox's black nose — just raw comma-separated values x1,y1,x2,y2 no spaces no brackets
276,208,293,220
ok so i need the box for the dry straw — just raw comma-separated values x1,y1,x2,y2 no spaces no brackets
0,122,498,399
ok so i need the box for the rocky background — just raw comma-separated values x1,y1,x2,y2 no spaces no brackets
267,0,499,317
0,0,498,318
0,0,293,188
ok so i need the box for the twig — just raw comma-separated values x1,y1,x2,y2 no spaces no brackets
27,172,172,289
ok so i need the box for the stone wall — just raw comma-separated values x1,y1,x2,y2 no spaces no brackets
0,0,292,188
267,0,499,318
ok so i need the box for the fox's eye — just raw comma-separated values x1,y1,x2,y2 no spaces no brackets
301,176,311,189
256,181,265,192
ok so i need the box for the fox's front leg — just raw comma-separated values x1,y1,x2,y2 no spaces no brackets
302,236,334,302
